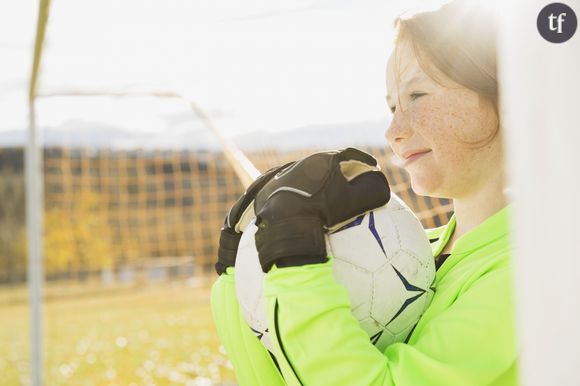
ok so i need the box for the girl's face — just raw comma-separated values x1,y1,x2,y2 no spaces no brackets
385,39,502,199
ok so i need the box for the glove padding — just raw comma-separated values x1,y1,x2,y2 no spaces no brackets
215,161,294,275
254,147,391,273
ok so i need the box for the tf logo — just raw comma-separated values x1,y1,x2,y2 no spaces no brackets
537,2,577,43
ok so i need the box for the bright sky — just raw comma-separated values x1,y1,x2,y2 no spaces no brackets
1,0,431,145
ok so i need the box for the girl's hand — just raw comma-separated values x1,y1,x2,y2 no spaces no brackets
253,147,391,273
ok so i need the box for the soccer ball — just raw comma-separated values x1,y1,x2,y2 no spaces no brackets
234,193,435,352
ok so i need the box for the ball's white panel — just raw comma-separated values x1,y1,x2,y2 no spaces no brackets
375,328,397,352
331,258,374,320
260,332,274,354
393,249,433,292
235,221,263,319
358,317,383,339
388,209,433,269
370,207,404,263
234,221,273,351
386,296,431,334
392,322,417,344
387,193,407,211
329,213,389,272
384,251,434,333
369,263,404,324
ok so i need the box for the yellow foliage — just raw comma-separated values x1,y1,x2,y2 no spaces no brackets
43,192,114,274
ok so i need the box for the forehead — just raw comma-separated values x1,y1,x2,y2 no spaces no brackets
386,41,428,105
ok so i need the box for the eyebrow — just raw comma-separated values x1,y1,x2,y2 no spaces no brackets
401,74,427,89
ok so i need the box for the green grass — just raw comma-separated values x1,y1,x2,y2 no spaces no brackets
0,282,236,386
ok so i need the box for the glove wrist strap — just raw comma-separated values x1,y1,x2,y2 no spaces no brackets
216,229,240,275
256,216,327,272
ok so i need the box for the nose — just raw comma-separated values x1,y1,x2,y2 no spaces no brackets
385,109,411,145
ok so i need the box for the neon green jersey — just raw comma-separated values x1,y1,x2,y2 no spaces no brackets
211,268,285,386
212,205,518,386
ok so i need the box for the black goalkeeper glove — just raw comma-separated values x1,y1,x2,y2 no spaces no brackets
215,162,294,275
253,147,391,273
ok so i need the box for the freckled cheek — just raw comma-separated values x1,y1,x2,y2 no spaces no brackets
408,103,475,168
411,101,488,145
408,104,453,140
447,108,488,142
437,147,471,168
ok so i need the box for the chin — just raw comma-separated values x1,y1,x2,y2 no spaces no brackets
410,182,431,197
408,174,441,197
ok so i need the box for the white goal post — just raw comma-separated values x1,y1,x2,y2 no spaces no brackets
498,1,580,385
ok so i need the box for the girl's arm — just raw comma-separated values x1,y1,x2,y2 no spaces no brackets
264,258,516,386
210,268,286,386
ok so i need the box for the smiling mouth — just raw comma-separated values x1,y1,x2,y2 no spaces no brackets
403,150,432,167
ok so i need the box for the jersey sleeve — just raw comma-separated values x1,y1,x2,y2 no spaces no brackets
210,267,286,386
263,259,517,386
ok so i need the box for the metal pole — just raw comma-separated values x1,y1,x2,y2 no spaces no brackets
26,98,44,386
188,100,260,188
28,0,51,384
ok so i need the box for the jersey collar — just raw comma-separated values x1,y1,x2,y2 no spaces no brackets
432,204,512,257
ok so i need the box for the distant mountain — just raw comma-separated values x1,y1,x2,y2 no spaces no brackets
0,119,222,150
0,118,390,151
234,119,389,151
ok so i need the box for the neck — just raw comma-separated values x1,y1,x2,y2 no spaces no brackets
451,169,508,241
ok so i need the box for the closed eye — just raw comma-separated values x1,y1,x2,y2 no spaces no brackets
388,93,426,114
410,92,427,101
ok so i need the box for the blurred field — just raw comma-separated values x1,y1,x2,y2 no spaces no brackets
0,282,236,386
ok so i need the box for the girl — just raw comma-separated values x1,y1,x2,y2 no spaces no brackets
211,1,516,385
